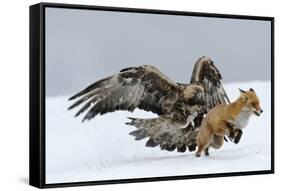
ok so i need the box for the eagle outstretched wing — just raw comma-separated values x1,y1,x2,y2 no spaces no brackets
190,56,230,110
68,65,181,122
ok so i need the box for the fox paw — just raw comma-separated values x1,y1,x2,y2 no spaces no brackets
234,129,243,144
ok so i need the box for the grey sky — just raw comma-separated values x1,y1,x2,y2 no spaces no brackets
45,7,271,97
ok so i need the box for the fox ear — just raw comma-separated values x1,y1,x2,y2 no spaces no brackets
240,94,248,102
239,88,246,94
239,88,247,102
249,88,255,92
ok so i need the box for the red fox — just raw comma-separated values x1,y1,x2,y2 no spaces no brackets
195,88,263,157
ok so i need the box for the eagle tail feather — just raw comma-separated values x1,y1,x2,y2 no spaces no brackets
126,116,198,152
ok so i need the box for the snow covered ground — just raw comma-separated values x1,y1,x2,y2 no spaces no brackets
45,81,271,184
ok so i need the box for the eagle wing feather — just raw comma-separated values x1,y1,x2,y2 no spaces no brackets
190,56,230,112
68,65,180,122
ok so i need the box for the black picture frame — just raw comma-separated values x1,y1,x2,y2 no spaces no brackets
29,2,275,189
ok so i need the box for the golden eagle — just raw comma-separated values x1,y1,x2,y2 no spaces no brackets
68,56,230,152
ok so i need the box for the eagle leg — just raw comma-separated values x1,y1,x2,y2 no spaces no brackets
181,111,198,129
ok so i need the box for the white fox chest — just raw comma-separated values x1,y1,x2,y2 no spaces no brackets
235,110,252,129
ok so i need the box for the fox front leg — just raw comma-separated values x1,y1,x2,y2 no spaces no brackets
224,120,243,144
233,129,243,144
224,120,237,142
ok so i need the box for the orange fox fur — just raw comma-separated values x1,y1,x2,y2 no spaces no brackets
195,88,262,157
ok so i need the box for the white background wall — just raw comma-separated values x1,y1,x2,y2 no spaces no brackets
0,0,279,190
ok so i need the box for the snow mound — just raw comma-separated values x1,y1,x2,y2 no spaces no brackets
45,81,271,183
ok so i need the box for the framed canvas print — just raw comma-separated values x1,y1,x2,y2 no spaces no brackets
29,2,274,188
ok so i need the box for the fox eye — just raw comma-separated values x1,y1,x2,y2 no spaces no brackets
251,102,257,107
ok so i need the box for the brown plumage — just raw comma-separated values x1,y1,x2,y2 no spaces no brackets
68,56,230,152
